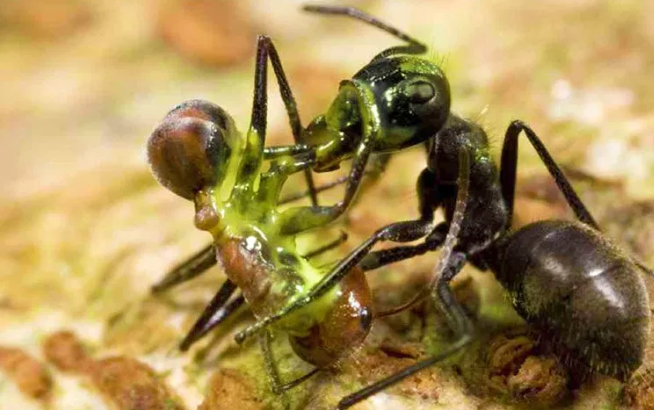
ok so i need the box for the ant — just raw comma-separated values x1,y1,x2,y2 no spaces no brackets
217,8,653,410
144,8,472,394
146,92,377,396
157,3,452,296
239,121,653,410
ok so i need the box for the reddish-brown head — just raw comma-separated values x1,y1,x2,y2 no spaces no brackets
147,99,238,200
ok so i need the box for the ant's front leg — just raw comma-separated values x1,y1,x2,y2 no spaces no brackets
258,36,319,206
340,151,473,408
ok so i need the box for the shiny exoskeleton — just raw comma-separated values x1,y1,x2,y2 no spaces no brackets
147,95,377,394
489,220,649,380
325,118,651,408
234,102,650,407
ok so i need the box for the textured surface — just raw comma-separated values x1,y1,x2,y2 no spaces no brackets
1,0,653,409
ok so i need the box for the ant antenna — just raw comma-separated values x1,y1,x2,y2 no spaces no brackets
303,5,427,59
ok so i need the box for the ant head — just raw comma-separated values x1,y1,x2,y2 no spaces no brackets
147,99,238,200
354,56,451,151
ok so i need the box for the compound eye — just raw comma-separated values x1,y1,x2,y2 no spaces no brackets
147,100,233,200
406,81,435,104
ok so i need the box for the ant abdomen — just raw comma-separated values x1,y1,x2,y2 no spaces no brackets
289,266,373,367
493,220,650,380
147,99,238,200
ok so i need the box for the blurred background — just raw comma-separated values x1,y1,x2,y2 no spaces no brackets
0,0,653,409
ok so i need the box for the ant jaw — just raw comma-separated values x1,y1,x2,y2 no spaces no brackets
194,189,221,233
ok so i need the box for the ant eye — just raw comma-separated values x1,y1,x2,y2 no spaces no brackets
406,81,435,104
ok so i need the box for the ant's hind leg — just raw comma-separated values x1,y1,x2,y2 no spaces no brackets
337,252,474,409
179,281,244,351
502,122,654,277
500,120,599,229
151,245,217,293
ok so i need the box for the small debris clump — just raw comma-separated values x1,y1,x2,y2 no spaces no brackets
199,368,265,410
0,346,52,400
41,330,186,410
485,331,569,406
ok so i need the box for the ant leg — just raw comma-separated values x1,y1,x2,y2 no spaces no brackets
279,175,349,204
277,368,320,392
343,150,473,407
503,122,654,276
151,245,217,294
303,231,348,260
279,169,378,205
233,35,315,204
260,36,319,206
501,120,599,229
259,330,291,409
302,5,427,59
235,151,469,344
338,252,474,409
231,36,270,200
178,281,243,351
359,224,448,271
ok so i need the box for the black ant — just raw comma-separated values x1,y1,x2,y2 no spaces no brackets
211,8,652,410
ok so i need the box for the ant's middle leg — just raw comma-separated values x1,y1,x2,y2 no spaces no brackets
500,120,599,229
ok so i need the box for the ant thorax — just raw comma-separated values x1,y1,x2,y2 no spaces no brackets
194,184,341,335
